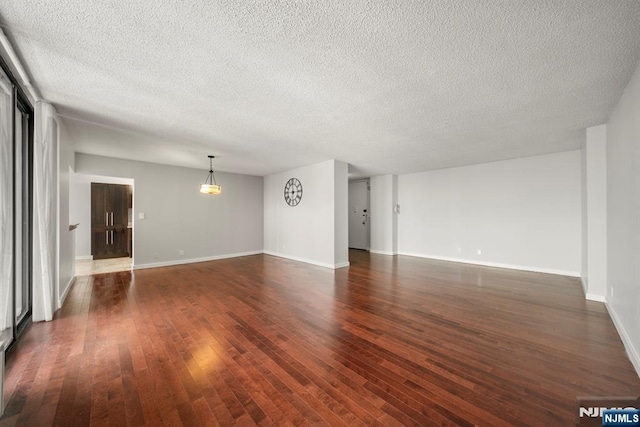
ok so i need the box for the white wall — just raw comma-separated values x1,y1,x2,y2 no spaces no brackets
581,140,588,284
75,153,263,268
370,174,398,255
57,119,75,307
334,161,349,266
581,125,607,301
392,175,398,254
70,173,133,259
264,159,349,269
606,62,640,376
398,151,582,276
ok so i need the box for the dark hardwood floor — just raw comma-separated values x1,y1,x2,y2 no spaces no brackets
1,251,638,426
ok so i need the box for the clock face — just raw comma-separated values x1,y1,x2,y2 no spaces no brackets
284,178,303,207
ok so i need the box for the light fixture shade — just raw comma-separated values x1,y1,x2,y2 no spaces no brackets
201,155,221,195
200,184,221,194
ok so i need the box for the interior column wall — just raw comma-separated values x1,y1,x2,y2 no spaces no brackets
581,125,607,301
370,174,398,255
264,159,348,269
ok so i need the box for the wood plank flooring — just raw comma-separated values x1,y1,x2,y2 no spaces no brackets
1,251,638,426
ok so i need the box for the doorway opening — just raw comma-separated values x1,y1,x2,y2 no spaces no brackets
70,173,134,275
348,179,370,250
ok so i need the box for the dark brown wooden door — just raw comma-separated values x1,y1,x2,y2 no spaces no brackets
111,184,129,256
91,183,130,259
91,183,108,258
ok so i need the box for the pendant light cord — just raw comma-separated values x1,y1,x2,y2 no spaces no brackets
203,156,218,185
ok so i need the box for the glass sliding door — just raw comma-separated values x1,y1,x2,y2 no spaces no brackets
14,109,22,327
0,67,14,347
0,58,34,349
15,98,32,334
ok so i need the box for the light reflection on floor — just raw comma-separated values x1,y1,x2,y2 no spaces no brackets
75,257,132,275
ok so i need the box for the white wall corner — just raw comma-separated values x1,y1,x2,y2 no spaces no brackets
580,276,588,295
58,276,75,310
582,275,607,302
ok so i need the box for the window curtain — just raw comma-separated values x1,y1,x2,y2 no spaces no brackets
32,102,57,322
0,74,12,340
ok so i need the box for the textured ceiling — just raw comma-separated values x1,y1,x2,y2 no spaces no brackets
2,1,640,177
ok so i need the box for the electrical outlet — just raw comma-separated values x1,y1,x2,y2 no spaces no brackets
457,247,461,254
477,249,482,255
179,250,184,256
611,288,614,298
153,252,159,260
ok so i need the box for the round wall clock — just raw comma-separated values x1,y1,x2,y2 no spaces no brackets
284,178,303,207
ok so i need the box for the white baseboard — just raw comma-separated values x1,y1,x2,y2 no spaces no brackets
606,300,640,379
263,251,349,270
133,251,263,270
580,276,607,302
585,293,606,302
397,252,580,277
59,276,75,308
370,250,397,256
76,255,93,261
334,261,350,269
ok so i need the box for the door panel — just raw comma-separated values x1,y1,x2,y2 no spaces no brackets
91,184,107,228
91,183,108,258
112,229,128,256
112,185,128,227
91,183,130,259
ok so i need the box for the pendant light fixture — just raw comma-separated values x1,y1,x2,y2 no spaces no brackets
200,155,221,194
